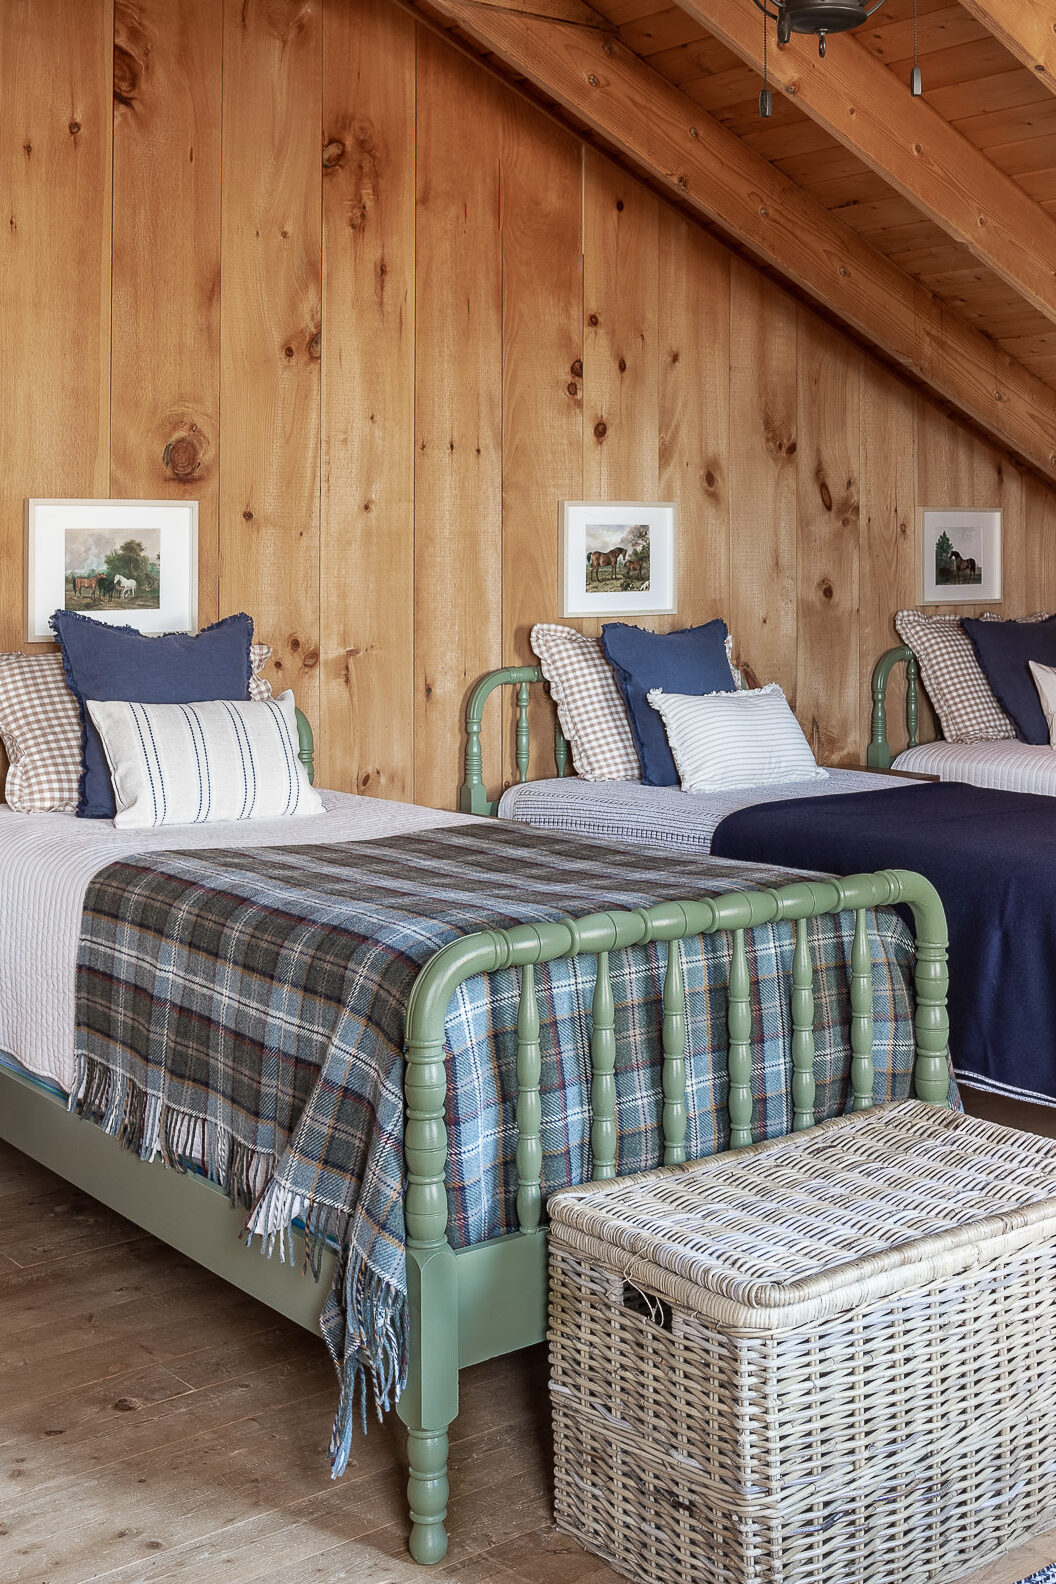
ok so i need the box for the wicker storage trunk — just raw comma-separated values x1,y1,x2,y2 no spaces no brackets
548,1101,1056,1584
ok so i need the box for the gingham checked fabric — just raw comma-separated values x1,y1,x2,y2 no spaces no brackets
531,622,641,781
248,641,273,701
0,643,274,813
0,652,83,812
895,610,1049,745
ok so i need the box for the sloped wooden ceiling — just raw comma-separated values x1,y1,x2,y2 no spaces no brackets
403,0,1056,481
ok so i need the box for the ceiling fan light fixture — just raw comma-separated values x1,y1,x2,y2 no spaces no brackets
753,0,921,114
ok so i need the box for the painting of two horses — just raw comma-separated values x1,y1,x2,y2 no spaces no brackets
584,522,650,595
64,529,161,613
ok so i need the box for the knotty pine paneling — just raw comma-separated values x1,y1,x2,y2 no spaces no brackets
3,0,1056,808
111,0,222,627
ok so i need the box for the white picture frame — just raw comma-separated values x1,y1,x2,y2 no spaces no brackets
919,506,1002,605
560,500,677,618
25,498,199,645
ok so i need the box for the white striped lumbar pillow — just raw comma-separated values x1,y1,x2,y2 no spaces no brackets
85,690,325,829
646,683,827,794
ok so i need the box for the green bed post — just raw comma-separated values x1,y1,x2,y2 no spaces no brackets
295,707,315,785
458,666,545,817
867,646,915,769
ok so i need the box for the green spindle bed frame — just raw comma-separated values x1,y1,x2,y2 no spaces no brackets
0,702,952,1568
868,645,923,769
458,653,929,795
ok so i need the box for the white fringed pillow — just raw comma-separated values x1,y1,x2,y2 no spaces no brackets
86,690,324,828
647,683,828,794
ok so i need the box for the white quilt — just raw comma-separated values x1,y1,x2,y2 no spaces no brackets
0,792,471,1094
894,740,1056,795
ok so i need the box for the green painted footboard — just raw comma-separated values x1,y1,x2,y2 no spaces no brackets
397,866,951,1564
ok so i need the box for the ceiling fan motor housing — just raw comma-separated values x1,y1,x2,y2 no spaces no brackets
780,1,875,32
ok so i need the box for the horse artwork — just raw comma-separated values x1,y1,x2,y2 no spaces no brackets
933,526,983,590
588,549,625,582
64,529,161,615
584,523,651,596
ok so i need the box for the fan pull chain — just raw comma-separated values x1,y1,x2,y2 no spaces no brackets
910,0,922,95
759,4,773,119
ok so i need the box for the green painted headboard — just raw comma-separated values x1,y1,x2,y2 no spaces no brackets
458,667,570,817
867,646,922,770
294,707,316,785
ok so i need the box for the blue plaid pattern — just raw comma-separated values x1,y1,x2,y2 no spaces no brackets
72,823,934,1471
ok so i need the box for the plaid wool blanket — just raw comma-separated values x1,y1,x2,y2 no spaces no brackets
72,822,934,1472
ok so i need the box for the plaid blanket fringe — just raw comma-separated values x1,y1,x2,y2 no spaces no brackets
71,823,932,1473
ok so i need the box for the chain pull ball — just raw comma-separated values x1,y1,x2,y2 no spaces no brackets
818,27,826,56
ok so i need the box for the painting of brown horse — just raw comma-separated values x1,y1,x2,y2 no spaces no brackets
588,549,625,581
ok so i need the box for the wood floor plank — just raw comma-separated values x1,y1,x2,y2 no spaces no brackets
1,1132,1053,1584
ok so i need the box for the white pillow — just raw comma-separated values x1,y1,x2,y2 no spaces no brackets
646,683,828,794
1030,662,1056,748
86,690,325,828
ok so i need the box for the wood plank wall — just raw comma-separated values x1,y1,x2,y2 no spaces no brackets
3,0,1056,807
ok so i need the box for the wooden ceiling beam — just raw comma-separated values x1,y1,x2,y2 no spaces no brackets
408,0,1056,479
670,0,1056,331
956,1,1056,96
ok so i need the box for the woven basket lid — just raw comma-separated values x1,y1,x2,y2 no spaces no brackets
548,1101,1056,1332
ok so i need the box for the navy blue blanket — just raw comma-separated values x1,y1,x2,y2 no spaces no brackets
713,783,1056,1106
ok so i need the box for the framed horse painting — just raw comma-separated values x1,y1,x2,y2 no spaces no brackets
919,506,1002,606
25,499,198,643
559,500,677,618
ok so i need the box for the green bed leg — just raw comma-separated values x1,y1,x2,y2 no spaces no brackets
401,989,460,1564
399,1245,458,1565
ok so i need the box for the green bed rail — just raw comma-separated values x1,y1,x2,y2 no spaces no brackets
294,707,315,785
867,645,921,769
398,865,950,1564
458,665,569,816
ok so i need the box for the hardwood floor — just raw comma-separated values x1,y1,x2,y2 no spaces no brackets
0,1137,1053,1584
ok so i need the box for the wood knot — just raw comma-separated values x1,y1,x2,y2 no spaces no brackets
322,139,345,169
289,637,300,653
112,1397,141,1412
283,344,295,359
307,329,321,359
820,580,834,601
302,647,319,670
113,45,140,108
618,357,627,373
704,469,717,490
242,508,254,521
594,420,608,441
567,382,578,396
588,313,599,328
68,121,81,136
363,501,373,511
570,359,583,378
615,199,624,212
818,480,833,512
162,434,201,479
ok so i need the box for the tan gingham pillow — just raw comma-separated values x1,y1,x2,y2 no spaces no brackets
531,623,640,781
0,642,274,812
248,641,273,701
0,653,83,811
895,610,1049,744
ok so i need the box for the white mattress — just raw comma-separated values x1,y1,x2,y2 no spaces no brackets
894,740,1056,795
498,768,907,854
0,791,472,1094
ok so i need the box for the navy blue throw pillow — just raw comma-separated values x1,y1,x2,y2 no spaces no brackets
600,620,736,786
962,614,1056,746
50,610,254,818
